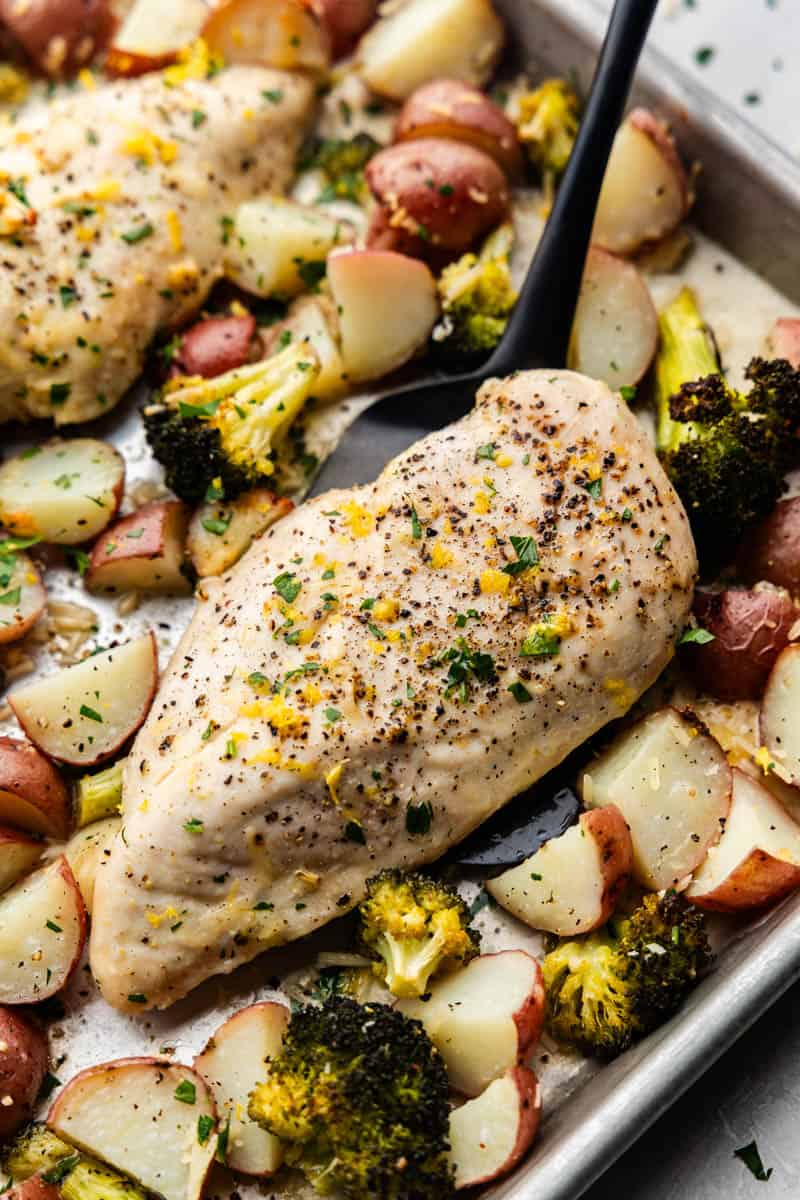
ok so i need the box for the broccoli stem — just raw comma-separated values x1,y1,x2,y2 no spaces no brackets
655,286,721,452
76,760,124,827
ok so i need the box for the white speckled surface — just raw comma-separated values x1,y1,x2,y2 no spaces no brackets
584,6,800,1197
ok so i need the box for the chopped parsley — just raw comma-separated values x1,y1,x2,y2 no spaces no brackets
405,800,433,836
274,571,302,603
50,382,71,406
325,707,342,723
191,109,207,128
584,477,603,500
508,681,533,704
434,638,497,702
201,513,232,536
679,626,715,645
344,820,366,844
79,704,103,722
734,1141,772,1182
127,993,147,1004
121,222,154,244
183,818,204,834
262,88,284,104
521,621,561,658
502,535,539,576
41,1156,80,1185
45,919,62,933
174,1080,197,1104
0,588,20,606
410,506,422,540
197,1114,214,1145
59,285,77,309
7,178,30,207
295,258,326,292
475,443,496,461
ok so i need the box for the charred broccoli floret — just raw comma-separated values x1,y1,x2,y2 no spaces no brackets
543,890,712,1060
434,223,517,361
300,133,381,204
2,1124,147,1200
248,996,453,1199
143,343,320,502
655,286,800,560
514,78,580,208
357,869,480,999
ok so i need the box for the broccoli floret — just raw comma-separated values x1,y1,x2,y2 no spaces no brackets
143,342,320,502
2,1125,147,1200
654,286,800,560
434,224,517,361
300,133,381,204
543,890,712,1060
357,869,480,999
2,1124,74,1182
248,996,453,1199
514,78,580,209
75,760,124,828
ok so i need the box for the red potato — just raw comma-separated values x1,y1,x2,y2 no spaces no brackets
761,644,800,785
105,0,208,76
303,0,376,58
365,137,510,255
0,857,87,1005
397,951,545,1097
567,246,658,390
688,768,800,911
0,1007,49,1140
0,551,46,648
683,586,796,701
0,440,124,547
176,315,258,379
0,0,115,76
449,1067,541,1190
395,79,523,178
194,1002,289,1176
593,108,691,256
86,502,191,595
738,496,800,594
187,489,293,578
0,826,42,896
48,1059,217,1200
10,633,158,768
202,0,330,72
7,1179,61,1200
487,806,632,936
581,707,732,890
0,737,72,840
769,318,800,369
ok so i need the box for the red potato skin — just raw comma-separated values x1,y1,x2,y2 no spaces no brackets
7,1179,62,1200
0,0,116,77
0,1006,49,1140
0,556,45,647
48,1056,218,1128
303,0,376,58
365,137,510,255
395,79,524,178
87,501,189,588
455,1066,542,1190
580,805,633,927
627,107,692,217
770,318,800,369
692,847,800,913
463,951,545,1056
0,737,72,840
2,857,88,1004
194,999,290,1067
683,587,796,701
176,315,259,379
0,824,42,894
739,497,800,594
105,48,178,77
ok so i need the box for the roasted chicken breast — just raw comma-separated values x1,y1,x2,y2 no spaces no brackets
0,62,312,424
90,370,697,1011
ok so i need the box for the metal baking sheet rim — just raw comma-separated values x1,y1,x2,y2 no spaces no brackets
490,2,800,1197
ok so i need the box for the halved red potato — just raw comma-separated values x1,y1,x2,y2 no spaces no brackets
738,497,800,594
0,0,115,76
62,817,120,915
328,249,439,382
395,79,523,177
0,737,72,840
593,109,691,256
683,586,796,701
580,707,732,890
769,318,800,369
397,951,544,1097
0,1007,49,1140
449,1067,541,1190
0,857,87,1004
487,806,632,936
0,440,124,546
203,0,330,72
365,138,509,255
567,247,658,389
194,1002,289,1176
177,316,258,380
10,633,158,768
357,0,504,101
303,0,376,58
0,826,42,895
48,1060,217,1200
0,551,46,647
224,197,350,300
264,295,347,400
761,644,800,784
187,489,293,579
105,0,208,76
7,1178,61,1200
687,768,800,911
86,502,191,595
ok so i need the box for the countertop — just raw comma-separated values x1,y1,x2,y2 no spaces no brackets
584,2,800,1196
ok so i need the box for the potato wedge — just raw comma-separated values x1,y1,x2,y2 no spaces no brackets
449,1067,540,1190
0,857,87,1004
396,79,523,177
62,817,120,916
176,316,258,380
567,247,658,389
0,737,72,840
684,586,796,702
304,0,376,58
194,1002,289,1176
770,317,800,369
0,1007,49,1140
105,0,208,75
0,440,124,546
264,295,347,400
593,109,691,256
203,0,330,71
0,826,42,895
761,644,800,785
225,198,351,301
357,0,504,100
187,489,293,579
86,502,191,595
0,0,114,76
10,634,158,768
487,806,632,936
48,1060,217,1200
397,951,544,1097
688,769,800,911
0,550,46,647
738,497,800,594
581,707,732,890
